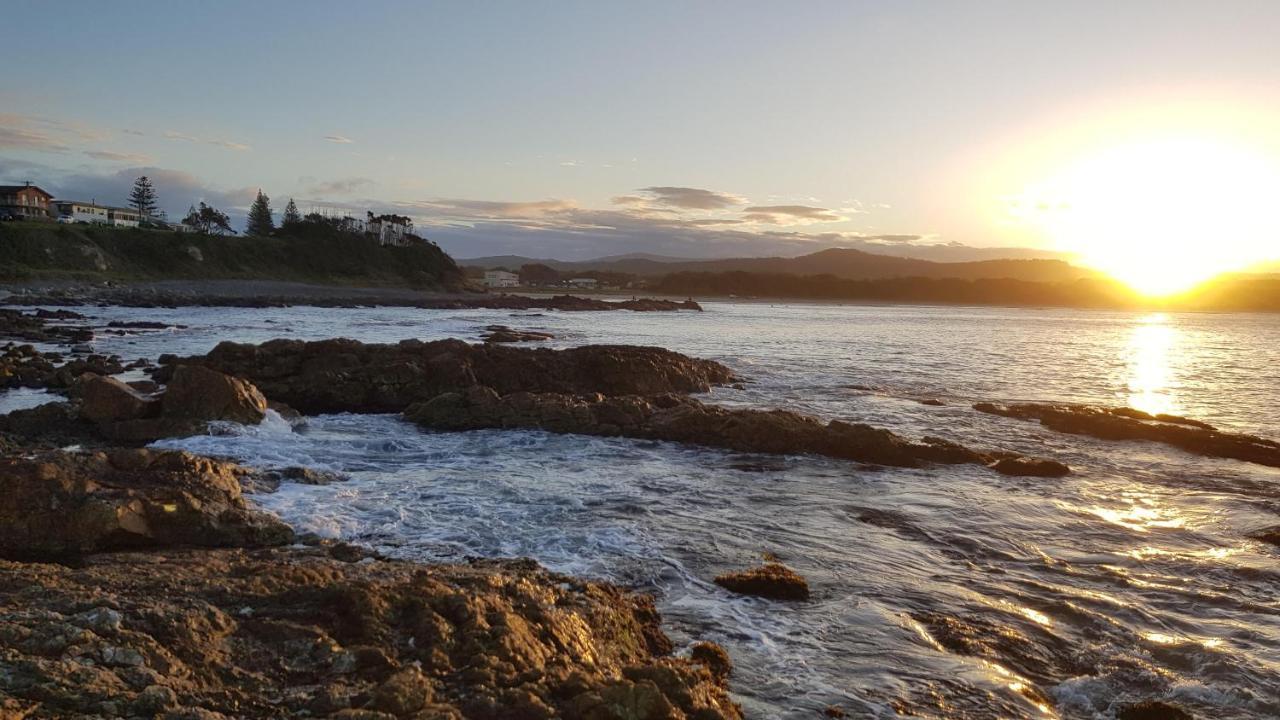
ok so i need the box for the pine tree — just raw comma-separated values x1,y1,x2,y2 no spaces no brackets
128,176,159,217
282,198,301,226
245,189,275,236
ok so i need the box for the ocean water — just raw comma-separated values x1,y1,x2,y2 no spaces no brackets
10,301,1280,718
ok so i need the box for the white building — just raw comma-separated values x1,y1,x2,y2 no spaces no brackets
108,207,141,227
54,201,110,224
483,270,520,288
567,277,598,289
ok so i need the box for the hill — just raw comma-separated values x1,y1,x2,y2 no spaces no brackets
462,247,1097,282
0,221,465,290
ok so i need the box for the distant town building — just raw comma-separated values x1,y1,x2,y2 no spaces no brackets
483,270,520,288
567,277,598,289
54,200,111,224
0,182,53,220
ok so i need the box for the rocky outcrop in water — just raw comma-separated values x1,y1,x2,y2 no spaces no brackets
0,448,293,560
404,386,1070,475
480,325,555,343
0,307,93,344
1,342,123,391
0,548,740,720
974,402,1280,468
157,338,737,414
714,562,811,601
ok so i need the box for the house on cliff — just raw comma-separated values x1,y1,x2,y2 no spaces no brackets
0,182,53,220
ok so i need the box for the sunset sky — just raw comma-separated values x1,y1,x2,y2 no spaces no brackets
3,0,1279,269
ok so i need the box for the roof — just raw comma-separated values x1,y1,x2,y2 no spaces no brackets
0,184,53,198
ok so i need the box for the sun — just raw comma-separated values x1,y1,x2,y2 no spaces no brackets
1012,135,1280,296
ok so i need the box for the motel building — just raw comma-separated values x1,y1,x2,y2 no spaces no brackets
54,201,142,227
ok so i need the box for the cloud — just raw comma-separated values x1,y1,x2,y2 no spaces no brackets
632,186,747,210
164,130,250,151
84,150,153,164
741,205,846,225
0,115,70,153
323,135,354,144
121,129,146,136
305,177,376,196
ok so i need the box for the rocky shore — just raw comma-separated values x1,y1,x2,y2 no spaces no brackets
3,284,701,312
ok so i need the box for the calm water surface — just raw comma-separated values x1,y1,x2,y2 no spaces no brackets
9,301,1280,718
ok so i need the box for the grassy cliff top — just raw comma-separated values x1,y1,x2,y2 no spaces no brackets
0,221,465,290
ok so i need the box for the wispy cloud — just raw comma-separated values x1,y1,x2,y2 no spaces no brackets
164,130,250,151
0,114,75,153
84,150,153,164
305,177,376,195
323,135,354,144
741,205,847,225
121,129,146,136
632,186,747,210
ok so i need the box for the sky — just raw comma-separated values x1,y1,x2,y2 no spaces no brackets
3,0,1279,261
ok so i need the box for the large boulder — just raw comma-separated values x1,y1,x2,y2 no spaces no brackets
0,449,293,559
157,338,738,414
405,387,1069,474
162,364,267,424
78,374,158,423
0,549,741,719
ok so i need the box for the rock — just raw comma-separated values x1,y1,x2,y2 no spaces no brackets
975,402,1280,468
0,449,293,559
239,466,350,494
714,562,810,601
988,456,1071,477
480,325,555,343
1248,525,1280,547
0,548,741,720
162,364,267,424
1116,700,1195,720
689,642,732,681
157,339,737,414
78,374,159,423
918,398,945,406
405,388,1067,474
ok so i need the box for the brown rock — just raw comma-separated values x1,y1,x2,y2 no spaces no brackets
714,562,810,601
1116,700,1194,720
0,548,740,720
162,364,267,424
0,449,293,559
988,456,1071,477
156,339,736,414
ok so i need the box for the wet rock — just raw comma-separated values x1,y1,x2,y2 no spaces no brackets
78,374,159,423
689,642,733,681
0,449,293,559
918,398,945,406
1248,525,1280,547
988,456,1071,477
975,402,1280,468
714,562,810,600
1116,700,1195,720
158,338,736,414
405,387,1068,474
481,325,555,343
162,364,267,424
0,548,740,719
106,320,187,330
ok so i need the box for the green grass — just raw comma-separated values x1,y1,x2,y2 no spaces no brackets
0,221,465,289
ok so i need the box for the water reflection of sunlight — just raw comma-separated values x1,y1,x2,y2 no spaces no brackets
1126,313,1181,416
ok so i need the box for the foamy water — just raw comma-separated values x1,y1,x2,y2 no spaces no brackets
10,301,1280,718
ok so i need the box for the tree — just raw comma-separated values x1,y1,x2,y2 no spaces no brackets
182,202,235,235
282,198,301,226
519,263,561,287
128,176,159,217
245,189,274,236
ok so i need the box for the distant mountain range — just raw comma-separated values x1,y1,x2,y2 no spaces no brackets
459,247,1099,282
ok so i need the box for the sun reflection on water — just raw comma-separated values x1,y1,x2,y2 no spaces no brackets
1126,313,1181,416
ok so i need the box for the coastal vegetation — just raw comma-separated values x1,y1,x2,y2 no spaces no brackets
0,219,464,290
